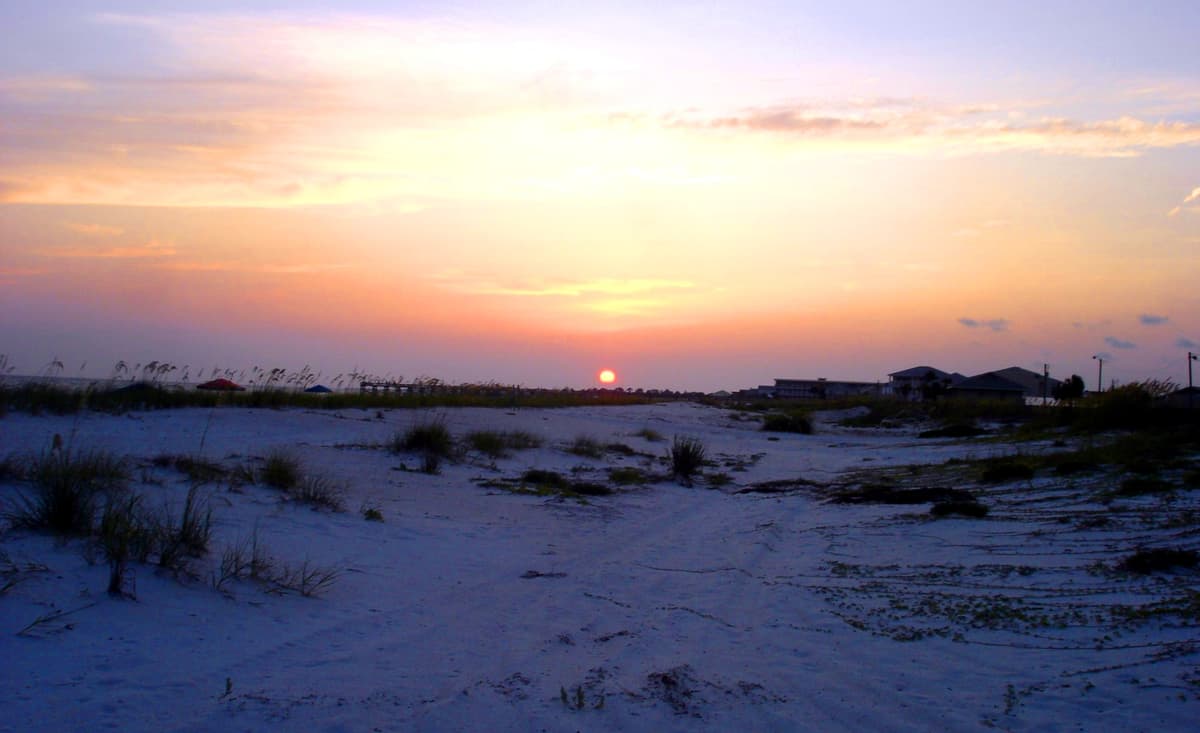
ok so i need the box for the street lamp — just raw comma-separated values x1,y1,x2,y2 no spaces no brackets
1092,355,1104,394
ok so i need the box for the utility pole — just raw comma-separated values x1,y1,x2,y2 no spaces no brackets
1092,355,1104,395
1190,352,1197,409
1042,363,1049,403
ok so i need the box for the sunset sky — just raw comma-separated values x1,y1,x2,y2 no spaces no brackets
2,1,1198,390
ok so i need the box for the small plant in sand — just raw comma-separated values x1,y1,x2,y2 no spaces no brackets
361,503,384,522
669,436,707,487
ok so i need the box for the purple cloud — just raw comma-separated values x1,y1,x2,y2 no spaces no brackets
959,317,1008,332
1139,314,1169,325
1104,336,1136,350
1178,337,1198,349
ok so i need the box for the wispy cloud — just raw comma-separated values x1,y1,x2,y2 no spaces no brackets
1168,186,1200,217
0,267,47,285
1104,336,1137,350
431,273,695,299
65,222,125,237
38,239,176,259
1139,313,1169,325
151,260,350,274
1178,337,1198,349
667,101,1200,158
958,317,1008,332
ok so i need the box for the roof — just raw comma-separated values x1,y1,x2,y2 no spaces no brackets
990,366,1061,396
888,366,955,380
950,372,1027,393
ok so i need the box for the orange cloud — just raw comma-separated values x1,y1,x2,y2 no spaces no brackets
38,239,177,259
65,222,126,237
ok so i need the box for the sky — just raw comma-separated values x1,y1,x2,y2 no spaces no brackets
1,1,1198,391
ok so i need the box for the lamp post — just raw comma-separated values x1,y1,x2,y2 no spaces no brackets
1092,355,1104,394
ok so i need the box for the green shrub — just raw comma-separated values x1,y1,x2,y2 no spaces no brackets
260,449,301,490
670,436,707,486
762,412,813,434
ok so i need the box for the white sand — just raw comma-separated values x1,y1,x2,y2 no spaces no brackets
1,403,1197,731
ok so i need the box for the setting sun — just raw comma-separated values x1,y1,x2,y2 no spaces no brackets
598,369,617,384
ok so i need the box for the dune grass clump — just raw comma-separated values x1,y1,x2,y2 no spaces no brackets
930,500,990,518
394,417,454,456
569,435,604,459
670,436,707,487
979,460,1035,484
466,430,508,458
393,417,454,473
918,424,988,439
291,475,346,511
154,485,214,573
9,450,127,536
608,466,649,485
634,427,665,442
97,492,150,596
465,429,543,459
172,455,226,484
761,412,813,434
1116,476,1175,497
1119,548,1198,574
260,449,302,490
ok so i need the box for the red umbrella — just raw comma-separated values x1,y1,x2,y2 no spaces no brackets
196,378,246,391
